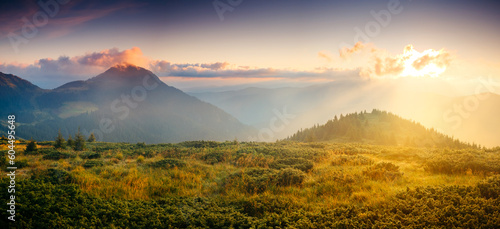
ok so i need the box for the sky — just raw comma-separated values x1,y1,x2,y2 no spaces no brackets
0,0,499,92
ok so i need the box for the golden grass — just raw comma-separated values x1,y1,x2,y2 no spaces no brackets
8,142,495,211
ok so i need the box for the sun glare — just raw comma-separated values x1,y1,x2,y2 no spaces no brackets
399,45,450,78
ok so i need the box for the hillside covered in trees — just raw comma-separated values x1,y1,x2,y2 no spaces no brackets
287,109,477,148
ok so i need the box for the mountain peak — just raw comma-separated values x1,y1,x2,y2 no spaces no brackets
110,63,144,72
104,63,150,75
88,63,161,86
0,72,41,91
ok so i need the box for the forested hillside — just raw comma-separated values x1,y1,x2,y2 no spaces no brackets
287,109,477,148
0,65,254,143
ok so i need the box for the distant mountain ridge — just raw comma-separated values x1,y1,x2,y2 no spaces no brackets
0,72,45,122
0,72,40,91
0,64,254,143
2,67,498,147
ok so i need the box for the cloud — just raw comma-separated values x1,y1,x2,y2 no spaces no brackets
0,47,359,88
0,0,135,39
336,43,453,78
411,51,451,70
30,46,148,74
77,47,148,67
339,41,366,59
0,47,149,88
371,56,405,76
1,47,244,87
149,60,281,78
200,62,230,70
0,0,39,38
148,61,354,80
318,51,332,62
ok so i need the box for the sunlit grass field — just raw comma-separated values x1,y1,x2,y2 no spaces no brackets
1,139,500,228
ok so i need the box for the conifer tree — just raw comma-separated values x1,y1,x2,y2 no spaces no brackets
87,132,96,142
67,134,75,149
25,138,38,153
54,130,66,149
74,128,86,151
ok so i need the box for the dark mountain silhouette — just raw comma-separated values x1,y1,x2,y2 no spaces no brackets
286,109,477,148
0,72,45,122
0,64,254,143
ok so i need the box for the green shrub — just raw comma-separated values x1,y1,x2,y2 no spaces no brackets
202,151,226,164
14,158,29,169
233,153,273,168
132,149,157,158
137,155,145,163
33,148,57,155
29,168,74,184
275,168,306,187
80,151,101,159
0,151,7,167
181,140,221,148
0,181,255,228
23,147,44,155
331,155,373,166
314,172,360,196
363,162,403,181
25,139,38,154
136,142,146,148
226,168,277,194
477,175,500,199
149,158,186,169
425,151,500,175
36,141,54,146
270,158,314,172
307,143,326,148
83,160,104,168
42,151,72,160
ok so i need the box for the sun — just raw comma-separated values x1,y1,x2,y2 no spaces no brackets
341,42,452,79
399,45,450,78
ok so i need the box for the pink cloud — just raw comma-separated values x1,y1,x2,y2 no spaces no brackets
0,47,149,88
0,47,358,88
77,47,148,67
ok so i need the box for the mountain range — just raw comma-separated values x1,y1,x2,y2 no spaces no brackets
1,65,498,147
0,64,253,143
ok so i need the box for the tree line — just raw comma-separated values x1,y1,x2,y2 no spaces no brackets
25,128,96,153
287,109,479,148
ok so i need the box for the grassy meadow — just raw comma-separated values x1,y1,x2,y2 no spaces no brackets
1,139,500,228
